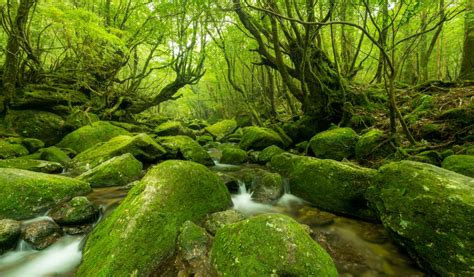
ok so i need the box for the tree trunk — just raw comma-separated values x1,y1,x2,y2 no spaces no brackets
460,0,474,80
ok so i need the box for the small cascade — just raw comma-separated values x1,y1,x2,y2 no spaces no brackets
231,182,275,216
276,178,306,209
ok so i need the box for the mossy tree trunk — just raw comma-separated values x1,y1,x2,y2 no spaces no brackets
460,0,474,80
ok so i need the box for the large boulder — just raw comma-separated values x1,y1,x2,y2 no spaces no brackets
0,219,21,254
158,136,214,166
271,154,377,220
57,121,130,153
77,160,231,276
441,154,474,178
355,129,393,162
69,134,166,173
220,147,248,165
48,196,99,225
23,220,63,250
154,121,195,138
38,146,71,165
367,161,474,275
0,158,63,173
5,110,66,145
257,145,285,164
239,127,284,151
210,214,338,276
0,168,91,220
78,153,143,187
309,127,359,161
205,119,238,141
0,140,29,159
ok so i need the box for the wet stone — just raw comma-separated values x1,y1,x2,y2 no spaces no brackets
0,219,21,254
298,206,336,227
23,220,63,250
48,196,99,225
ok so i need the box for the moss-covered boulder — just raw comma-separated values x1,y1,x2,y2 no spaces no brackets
271,154,377,220
49,196,99,225
154,121,195,138
210,214,338,276
309,128,359,161
441,154,474,177
5,110,66,145
220,147,248,165
78,153,143,187
205,119,238,141
0,168,91,220
57,121,130,153
204,210,245,235
77,160,231,276
239,127,284,151
158,136,214,166
258,145,285,164
63,110,100,131
355,129,393,161
69,134,166,173
38,146,71,164
367,161,474,275
21,138,45,153
0,140,29,159
0,219,21,254
0,158,63,173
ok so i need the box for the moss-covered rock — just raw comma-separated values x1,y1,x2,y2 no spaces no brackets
5,110,66,145
239,127,284,151
49,196,99,225
21,138,45,153
158,136,214,166
57,121,130,153
196,135,214,146
69,134,166,173
0,219,21,254
271,154,377,220
204,210,245,235
441,154,474,177
23,220,63,250
0,168,91,220
258,145,285,164
355,129,393,162
249,171,284,204
220,147,248,165
38,146,71,164
309,128,359,161
77,160,231,276
78,153,143,187
0,140,29,159
63,110,100,131
154,121,195,138
210,214,338,276
0,158,63,173
367,161,474,276
439,106,474,127
205,119,238,141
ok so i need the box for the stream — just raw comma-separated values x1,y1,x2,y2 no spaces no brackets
0,156,424,276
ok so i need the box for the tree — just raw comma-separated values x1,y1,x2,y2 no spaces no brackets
460,0,474,79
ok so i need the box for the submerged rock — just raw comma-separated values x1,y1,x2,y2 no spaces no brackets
57,121,130,153
158,136,214,166
0,140,29,159
441,154,474,177
204,210,245,235
78,153,143,187
220,147,248,165
69,133,166,173
77,160,231,276
367,161,474,275
0,219,21,254
205,119,238,141
23,220,63,250
271,153,377,220
239,127,284,150
210,214,338,276
309,127,359,161
0,158,63,173
0,168,91,220
49,196,99,225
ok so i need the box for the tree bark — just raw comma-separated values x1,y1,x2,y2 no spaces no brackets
460,0,474,80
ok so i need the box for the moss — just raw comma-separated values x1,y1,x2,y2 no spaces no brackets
0,168,91,220
366,161,474,276
409,150,442,166
196,135,214,146
204,210,245,235
441,155,474,177
154,121,195,138
178,221,210,261
210,214,338,276
39,146,71,164
250,171,284,203
77,160,231,276
205,119,238,141
49,196,98,225
439,106,474,127
0,158,63,173
0,219,21,254
355,129,393,162
158,136,214,166
0,140,29,159
69,133,166,173
57,121,130,153
220,148,248,165
309,127,359,161
239,127,284,151
258,145,285,164
405,95,434,124
21,138,45,153
78,153,143,187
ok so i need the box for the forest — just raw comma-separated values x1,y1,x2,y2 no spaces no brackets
0,0,473,276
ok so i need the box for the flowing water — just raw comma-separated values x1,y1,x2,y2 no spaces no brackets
0,157,424,276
